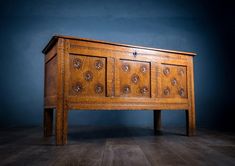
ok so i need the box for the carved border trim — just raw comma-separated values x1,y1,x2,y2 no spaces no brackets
70,44,188,60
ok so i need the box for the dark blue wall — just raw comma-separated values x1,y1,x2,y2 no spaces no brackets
0,0,234,130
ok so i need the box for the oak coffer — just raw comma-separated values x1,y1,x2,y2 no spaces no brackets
43,35,196,145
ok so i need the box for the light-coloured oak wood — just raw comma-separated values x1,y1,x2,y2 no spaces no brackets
43,35,196,145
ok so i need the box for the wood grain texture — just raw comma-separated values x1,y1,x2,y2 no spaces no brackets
160,64,188,98
186,57,196,136
1,127,235,166
43,36,196,145
68,54,106,97
44,108,54,137
55,38,67,145
44,55,57,98
43,35,196,56
119,60,150,98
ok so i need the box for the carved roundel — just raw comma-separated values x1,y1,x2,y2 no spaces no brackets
123,85,131,94
95,60,103,70
163,87,170,96
84,71,93,81
171,78,177,86
179,88,185,97
163,67,170,76
73,58,82,69
73,82,83,93
131,74,139,84
95,83,104,94
140,65,147,74
178,68,185,76
140,86,148,94
122,63,130,72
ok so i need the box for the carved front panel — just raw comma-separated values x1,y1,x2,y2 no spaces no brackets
69,54,106,97
160,64,187,98
119,60,150,97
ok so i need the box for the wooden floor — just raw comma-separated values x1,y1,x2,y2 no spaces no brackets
0,126,234,166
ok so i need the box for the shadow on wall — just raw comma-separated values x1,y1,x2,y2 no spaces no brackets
0,0,234,131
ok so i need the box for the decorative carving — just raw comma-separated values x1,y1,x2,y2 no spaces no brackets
122,63,130,72
73,58,82,69
95,60,103,70
140,65,147,74
163,87,170,96
171,78,177,86
163,67,170,76
179,88,185,97
95,83,104,94
69,44,188,61
73,82,83,93
178,68,185,76
140,86,148,94
123,85,131,94
131,74,139,84
84,71,93,81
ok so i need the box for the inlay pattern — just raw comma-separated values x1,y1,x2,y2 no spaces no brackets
161,64,187,98
123,85,131,94
95,60,103,70
122,63,130,72
140,65,147,74
95,83,104,94
140,86,148,94
119,60,150,97
73,82,83,93
43,35,196,145
84,71,93,81
69,55,106,96
73,58,82,69
131,74,139,84
163,67,170,76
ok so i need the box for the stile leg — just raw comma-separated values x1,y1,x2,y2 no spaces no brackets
186,109,196,136
44,108,54,137
55,108,68,145
62,109,68,144
154,110,161,134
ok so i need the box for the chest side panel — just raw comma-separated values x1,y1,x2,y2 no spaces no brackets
45,56,57,97
44,43,57,107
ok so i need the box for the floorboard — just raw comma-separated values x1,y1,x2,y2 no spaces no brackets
0,126,234,166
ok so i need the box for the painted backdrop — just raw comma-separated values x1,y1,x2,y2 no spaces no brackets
0,0,234,130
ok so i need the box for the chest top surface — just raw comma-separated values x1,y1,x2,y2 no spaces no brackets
42,35,196,56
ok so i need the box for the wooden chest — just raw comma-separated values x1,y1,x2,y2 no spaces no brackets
43,35,196,145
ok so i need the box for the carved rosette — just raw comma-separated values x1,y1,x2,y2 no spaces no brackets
131,74,139,84
95,60,103,70
179,88,185,97
123,85,131,94
171,78,177,86
122,63,130,72
140,86,148,94
163,67,170,76
140,65,147,74
95,83,104,94
178,68,185,76
163,87,170,96
73,82,83,93
84,71,93,81
73,58,82,69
